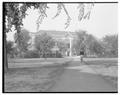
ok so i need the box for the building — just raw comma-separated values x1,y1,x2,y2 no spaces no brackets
29,30,77,56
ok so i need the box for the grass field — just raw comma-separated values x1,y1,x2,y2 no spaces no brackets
4,58,118,92
84,58,118,88
4,58,69,92
84,58,118,66
8,58,68,63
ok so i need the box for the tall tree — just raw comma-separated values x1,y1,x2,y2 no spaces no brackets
34,33,55,58
4,3,49,71
102,35,118,57
73,30,87,55
57,41,68,56
82,33,104,56
73,31,104,56
14,28,31,57
6,41,14,57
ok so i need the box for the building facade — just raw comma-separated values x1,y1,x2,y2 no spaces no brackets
29,30,77,56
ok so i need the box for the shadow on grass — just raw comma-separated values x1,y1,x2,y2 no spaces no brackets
84,60,118,67
99,75,118,89
84,61,118,89
4,61,70,92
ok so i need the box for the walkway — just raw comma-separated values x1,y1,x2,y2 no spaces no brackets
50,61,117,92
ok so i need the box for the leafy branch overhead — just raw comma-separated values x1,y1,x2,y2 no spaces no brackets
36,4,49,32
4,3,94,42
52,3,94,29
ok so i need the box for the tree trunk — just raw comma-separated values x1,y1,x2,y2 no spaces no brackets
4,33,8,72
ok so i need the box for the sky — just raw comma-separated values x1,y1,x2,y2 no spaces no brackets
6,3,118,41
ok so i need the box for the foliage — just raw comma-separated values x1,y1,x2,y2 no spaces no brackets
85,34,104,56
56,41,68,55
12,46,19,58
3,2,94,70
53,3,94,29
44,51,63,58
4,2,94,52
4,2,94,55
102,35,118,57
73,30,87,55
88,40,104,56
6,41,21,58
54,51,63,58
24,50,39,58
14,28,31,57
4,3,94,35
73,31,106,57
4,3,49,33
34,33,55,58
6,41,14,54
14,29,31,57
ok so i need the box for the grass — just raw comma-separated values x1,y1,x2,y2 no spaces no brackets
84,58,118,67
84,58,118,88
4,62,69,92
8,58,66,64
5,57,118,91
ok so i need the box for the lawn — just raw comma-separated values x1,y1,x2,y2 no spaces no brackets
8,58,68,64
4,58,70,92
84,58,118,66
84,58,118,88
4,58,118,91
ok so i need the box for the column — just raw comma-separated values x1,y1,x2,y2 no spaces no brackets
69,37,72,56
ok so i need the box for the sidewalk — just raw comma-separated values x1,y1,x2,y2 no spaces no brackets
50,62,117,92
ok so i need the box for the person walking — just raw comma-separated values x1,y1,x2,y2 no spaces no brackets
80,36,86,63
80,49,84,63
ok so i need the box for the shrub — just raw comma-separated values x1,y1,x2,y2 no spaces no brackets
24,50,39,58
43,51,63,58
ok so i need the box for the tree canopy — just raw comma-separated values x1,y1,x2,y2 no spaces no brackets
4,3,94,34
6,41,14,54
34,33,55,58
14,28,31,57
102,35,118,57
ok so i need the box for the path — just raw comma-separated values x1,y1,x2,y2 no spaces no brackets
49,60,117,92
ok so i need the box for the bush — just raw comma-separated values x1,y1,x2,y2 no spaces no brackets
43,51,63,58
24,50,39,58
55,51,63,58
24,50,63,58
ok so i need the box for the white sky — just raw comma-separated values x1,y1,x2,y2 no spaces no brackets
6,3,118,41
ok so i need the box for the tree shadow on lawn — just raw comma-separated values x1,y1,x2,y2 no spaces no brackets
102,75,118,89
84,60,118,67
84,61,118,89
4,62,69,92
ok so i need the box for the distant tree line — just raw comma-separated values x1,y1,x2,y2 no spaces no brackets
7,29,64,58
73,30,118,57
6,29,118,58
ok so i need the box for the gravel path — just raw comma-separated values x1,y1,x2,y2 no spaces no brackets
50,61,118,92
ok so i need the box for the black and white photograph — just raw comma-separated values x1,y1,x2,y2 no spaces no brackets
2,1,118,93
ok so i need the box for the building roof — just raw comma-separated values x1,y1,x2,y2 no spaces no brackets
29,30,77,39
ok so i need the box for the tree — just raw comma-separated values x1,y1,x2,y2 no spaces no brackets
6,41,14,57
56,41,68,56
34,33,55,58
89,40,104,56
73,31,104,56
3,3,49,71
4,2,93,71
102,35,118,57
14,28,31,57
84,34,102,56
6,41,19,58
24,50,39,58
73,30,87,55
